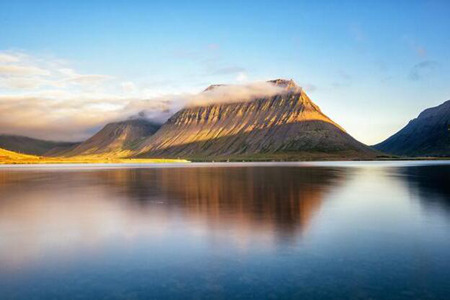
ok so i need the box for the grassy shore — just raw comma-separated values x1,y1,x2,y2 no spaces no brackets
0,148,189,165
1,148,448,165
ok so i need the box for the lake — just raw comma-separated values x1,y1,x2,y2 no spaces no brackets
0,161,449,299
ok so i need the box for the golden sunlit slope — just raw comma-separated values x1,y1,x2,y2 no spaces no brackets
0,148,42,163
0,147,189,164
136,79,378,160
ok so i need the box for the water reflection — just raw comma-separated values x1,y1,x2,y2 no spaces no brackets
1,163,449,300
100,167,344,234
0,166,343,270
400,164,450,214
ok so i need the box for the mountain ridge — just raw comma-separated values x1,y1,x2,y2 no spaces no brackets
1,79,394,162
135,80,377,160
63,119,160,157
374,100,450,156
0,134,80,156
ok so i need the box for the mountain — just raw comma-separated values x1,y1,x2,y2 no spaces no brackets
374,100,450,157
135,79,377,160
64,119,160,157
0,134,79,156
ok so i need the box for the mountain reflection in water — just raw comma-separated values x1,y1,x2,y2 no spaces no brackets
99,167,343,236
0,166,343,269
0,162,449,300
400,165,450,213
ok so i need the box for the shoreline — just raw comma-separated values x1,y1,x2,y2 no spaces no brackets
0,158,191,165
1,157,448,166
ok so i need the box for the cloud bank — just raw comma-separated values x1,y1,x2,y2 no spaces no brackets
0,51,288,142
123,81,290,124
186,81,287,106
0,51,171,141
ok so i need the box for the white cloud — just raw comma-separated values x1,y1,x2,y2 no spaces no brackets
0,64,50,76
0,92,173,141
186,81,287,106
0,53,20,63
0,51,113,90
57,68,77,77
59,74,113,86
0,77,48,89
0,51,172,141
120,81,137,93
0,50,289,142
236,72,248,82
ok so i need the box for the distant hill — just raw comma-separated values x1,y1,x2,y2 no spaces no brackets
135,79,377,160
374,100,450,157
64,119,160,157
0,134,79,156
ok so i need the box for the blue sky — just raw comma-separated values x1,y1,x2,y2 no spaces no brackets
0,0,449,143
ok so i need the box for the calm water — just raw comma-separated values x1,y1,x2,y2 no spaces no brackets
0,162,449,299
